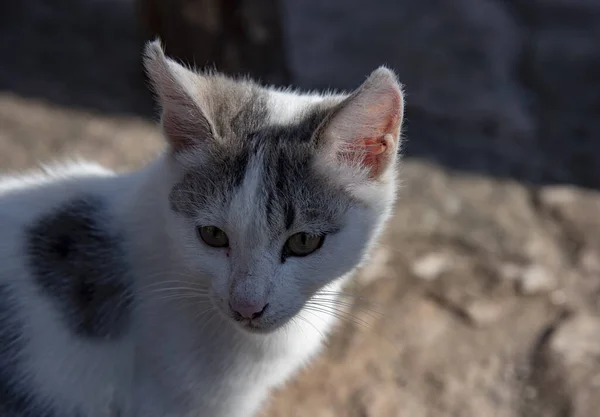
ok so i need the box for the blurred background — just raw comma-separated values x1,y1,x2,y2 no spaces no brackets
0,0,599,416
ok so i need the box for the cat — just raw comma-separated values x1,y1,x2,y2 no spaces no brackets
0,39,405,417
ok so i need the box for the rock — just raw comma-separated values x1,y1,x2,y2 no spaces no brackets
549,314,600,365
517,264,558,295
0,95,163,170
537,186,600,312
462,298,514,327
500,263,523,281
411,253,452,281
579,249,600,274
539,186,600,256
549,290,568,307
528,313,600,417
389,162,566,267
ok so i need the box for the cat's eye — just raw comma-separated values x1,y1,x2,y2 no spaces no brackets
198,226,229,248
284,233,325,258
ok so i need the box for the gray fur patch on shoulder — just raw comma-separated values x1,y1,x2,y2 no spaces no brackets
26,195,133,340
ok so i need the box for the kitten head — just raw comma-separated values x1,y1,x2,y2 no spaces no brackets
144,40,404,334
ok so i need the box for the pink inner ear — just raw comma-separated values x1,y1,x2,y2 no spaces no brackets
327,75,403,179
357,137,388,178
340,134,395,178
363,136,389,155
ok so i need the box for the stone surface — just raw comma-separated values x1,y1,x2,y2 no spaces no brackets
0,94,163,171
525,313,600,417
1,1,600,417
462,298,516,328
410,252,452,281
518,264,558,295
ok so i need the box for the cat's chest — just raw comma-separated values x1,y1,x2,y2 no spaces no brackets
134,314,326,417
150,321,317,383
137,352,307,417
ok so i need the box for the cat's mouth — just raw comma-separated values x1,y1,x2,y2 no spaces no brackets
230,315,275,334
226,310,291,335
238,320,271,334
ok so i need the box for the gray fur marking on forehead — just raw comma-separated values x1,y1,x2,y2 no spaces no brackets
169,88,355,234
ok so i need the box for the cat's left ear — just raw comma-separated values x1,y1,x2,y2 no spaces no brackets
316,67,404,180
143,39,216,151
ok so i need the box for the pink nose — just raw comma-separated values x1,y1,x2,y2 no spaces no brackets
229,300,268,320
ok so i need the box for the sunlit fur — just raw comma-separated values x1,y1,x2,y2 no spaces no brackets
0,40,404,417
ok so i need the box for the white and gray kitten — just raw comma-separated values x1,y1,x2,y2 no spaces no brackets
0,40,405,417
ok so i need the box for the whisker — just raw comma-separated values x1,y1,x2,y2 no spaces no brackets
300,309,331,330
302,305,398,350
294,314,325,340
140,276,208,289
151,294,212,303
199,310,222,339
131,276,210,295
143,278,204,287
309,296,385,313
307,299,384,320
147,287,209,295
194,305,217,322
313,294,382,309
114,285,209,310
314,290,384,307
303,305,374,332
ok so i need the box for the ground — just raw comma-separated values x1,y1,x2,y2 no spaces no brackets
0,1,599,416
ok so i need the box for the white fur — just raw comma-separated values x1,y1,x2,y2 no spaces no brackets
0,138,394,417
267,89,337,125
0,42,404,417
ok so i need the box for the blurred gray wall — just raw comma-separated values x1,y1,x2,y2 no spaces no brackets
283,0,600,187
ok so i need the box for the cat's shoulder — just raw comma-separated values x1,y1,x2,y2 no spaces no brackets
0,160,123,285
0,160,134,337
0,160,116,197
0,160,117,223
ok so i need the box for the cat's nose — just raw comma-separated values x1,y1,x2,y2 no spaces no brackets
229,300,269,320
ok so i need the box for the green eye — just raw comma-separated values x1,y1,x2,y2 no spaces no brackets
284,233,325,258
198,226,229,248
